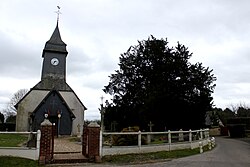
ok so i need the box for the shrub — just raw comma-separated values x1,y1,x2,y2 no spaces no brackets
111,126,147,146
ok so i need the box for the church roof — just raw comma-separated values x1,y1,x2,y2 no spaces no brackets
42,22,68,57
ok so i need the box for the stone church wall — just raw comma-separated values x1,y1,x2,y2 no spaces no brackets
16,90,49,132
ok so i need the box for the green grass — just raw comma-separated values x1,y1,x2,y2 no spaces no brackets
102,145,213,164
0,134,28,147
0,156,38,167
68,136,81,142
0,145,215,166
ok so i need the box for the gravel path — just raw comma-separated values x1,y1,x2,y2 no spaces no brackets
54,136,82,153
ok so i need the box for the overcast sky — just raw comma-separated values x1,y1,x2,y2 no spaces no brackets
1,0,250,120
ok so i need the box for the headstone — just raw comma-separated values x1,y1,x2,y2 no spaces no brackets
148,121,154,132
178,129,184,141
128,126,131,131
111,121,118,132
147,121,154,144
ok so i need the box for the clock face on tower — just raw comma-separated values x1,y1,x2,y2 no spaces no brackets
51,58,59,66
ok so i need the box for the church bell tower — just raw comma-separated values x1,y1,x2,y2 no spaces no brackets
34,21,71,91
41,21,67,81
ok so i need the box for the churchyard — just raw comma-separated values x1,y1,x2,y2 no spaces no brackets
101,128,211,156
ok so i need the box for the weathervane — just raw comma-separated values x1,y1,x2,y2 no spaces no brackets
55,6,62,22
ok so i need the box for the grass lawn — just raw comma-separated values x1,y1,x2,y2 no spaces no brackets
0,145,214,166
0,134,28,147
0,156,38,167
102,145,213,164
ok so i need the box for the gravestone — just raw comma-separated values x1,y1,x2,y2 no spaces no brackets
178,129,184,141
148,121,154,132
147,121,154,143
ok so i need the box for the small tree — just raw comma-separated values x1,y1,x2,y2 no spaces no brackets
7,89,28,115
0,89,29,124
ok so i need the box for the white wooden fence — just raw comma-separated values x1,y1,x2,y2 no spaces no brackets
0,130,41,160
101,129,212,156
0,129,213,160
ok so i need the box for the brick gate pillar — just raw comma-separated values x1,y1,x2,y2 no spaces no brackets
82,122,101,162
82,124,88,156
39,118,53,165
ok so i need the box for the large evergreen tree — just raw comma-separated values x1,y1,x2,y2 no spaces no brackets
103,36,216,131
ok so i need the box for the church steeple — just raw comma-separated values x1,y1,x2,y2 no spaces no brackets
42,22,68,57
32,6,73,91
35,18,70,90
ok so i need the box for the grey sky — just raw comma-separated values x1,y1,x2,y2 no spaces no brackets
1,0,250,119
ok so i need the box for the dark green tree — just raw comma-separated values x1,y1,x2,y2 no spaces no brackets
5,115,16,123
103,36,216,131
217,108,236,125
0,112,4,124
237,107,250,117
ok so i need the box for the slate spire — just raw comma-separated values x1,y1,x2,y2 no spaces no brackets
42,21,68,57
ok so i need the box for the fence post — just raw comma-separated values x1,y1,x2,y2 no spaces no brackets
168,130,171,144
199,141,203,153
138,131,141,149
100,130,103,157
189,129,192,142
203,129,206,138
200,129,203,140
206,128,210,138
204,129,208,138
36,130,41,160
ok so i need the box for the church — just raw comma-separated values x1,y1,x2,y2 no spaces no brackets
15,20,87,136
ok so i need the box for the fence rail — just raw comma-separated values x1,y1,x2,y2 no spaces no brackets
0,131,38,134
0,130,41,160
101,129,210,156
